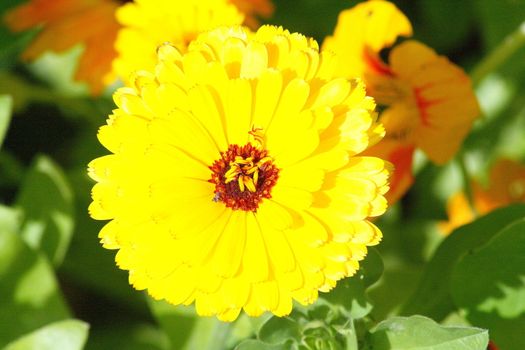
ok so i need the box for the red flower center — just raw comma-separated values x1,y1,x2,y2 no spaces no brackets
209,143,279,212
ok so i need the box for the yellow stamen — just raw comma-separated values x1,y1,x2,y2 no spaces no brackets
245,166,258,175
238,175,245,192
223,152,274,193
222,128,274,193
244,176,256,192
258,157,272,166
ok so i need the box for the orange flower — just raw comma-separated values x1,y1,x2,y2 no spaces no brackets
230,0,274,28
324,0,480,203
366,40,480,164
4,0,121,95
441,159,525,234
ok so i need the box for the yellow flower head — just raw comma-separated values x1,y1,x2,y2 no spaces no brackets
111,0,245,84
88,25,391,321
4,0,121,95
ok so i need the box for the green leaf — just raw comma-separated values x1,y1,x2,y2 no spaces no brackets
451,219,525,350
321,248,383,318
0,204,21,234
258,317,301,345
235,339,291,350
271,0,356,42
86,324,168,350
0,0,28,13
401,204,525,320
3,319,89,350
415,0,474,53
476,0,525,49
0,26,38,70
147,299,231,350
0,229,70,348
16,155,74,266
367,315,488,350
0,95,12,150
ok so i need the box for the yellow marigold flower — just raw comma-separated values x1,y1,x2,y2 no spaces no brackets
440,159,525,234
323,0,480,203
88,25,391,321
230,0,274,29
4,0,120,95
111,0,245,84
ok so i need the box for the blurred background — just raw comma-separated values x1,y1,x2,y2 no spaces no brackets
0,0,524,349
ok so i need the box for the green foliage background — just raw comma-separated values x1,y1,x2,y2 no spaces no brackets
1,0,525,349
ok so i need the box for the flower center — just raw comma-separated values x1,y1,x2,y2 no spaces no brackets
209,136,279,212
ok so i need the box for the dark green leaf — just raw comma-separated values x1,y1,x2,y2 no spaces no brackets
401,204,525,320
86,323,168,350
258,317,301,344
476,0,525,49
270,0,357,42
3,319,89,350
367,315,488,350
0,95,12,150
415,0,474,53
16,155,74,266
451,219,525,350
0,0,28,13
0,229,70,348
0,27,38,70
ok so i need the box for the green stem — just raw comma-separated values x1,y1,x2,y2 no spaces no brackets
471,21,525,86
457,153,478,218
346,318,359,350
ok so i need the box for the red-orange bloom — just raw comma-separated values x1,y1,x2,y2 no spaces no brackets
363,140,414,205
440,159,525,234
4,0,121,95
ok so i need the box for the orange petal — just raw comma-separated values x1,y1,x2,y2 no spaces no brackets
230,0,274,28
388,40,480,164
363,139,414,205
439,192,475,235
4,0,120,95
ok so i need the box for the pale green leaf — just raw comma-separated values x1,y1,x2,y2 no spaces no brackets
235,339,291,350
401,204,525,320
3,319,89,350
16,155,74,266
367,315,488,350
0,95,12,150
258,317,301,345
451,219,525,350
0,230,70,348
